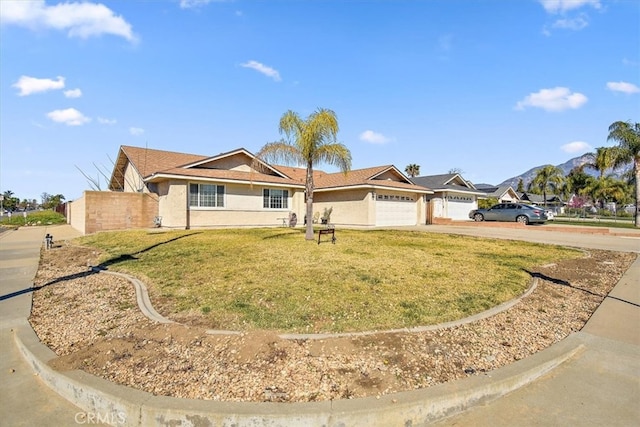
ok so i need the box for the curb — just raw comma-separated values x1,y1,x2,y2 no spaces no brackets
13,320,585,427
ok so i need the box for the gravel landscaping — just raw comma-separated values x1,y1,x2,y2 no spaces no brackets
29,243,636,403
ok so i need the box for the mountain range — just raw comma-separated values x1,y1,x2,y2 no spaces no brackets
496,154,632,189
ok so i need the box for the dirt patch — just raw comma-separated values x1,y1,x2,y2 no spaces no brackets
30,244,636,402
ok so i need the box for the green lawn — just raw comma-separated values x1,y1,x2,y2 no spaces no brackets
77,228,582,333
553,217,636,229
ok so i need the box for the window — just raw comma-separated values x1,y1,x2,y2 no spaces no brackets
189,183,224,207
263,189,288,209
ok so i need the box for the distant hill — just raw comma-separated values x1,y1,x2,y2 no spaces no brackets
498,154,631,189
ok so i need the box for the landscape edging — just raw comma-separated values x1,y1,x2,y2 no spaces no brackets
91,267,542,340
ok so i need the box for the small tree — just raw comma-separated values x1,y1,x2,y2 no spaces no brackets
404,164,420,178
256,109,352,240
528,165,564,207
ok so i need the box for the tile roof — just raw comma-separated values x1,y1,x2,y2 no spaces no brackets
411,174,484,195
111,145,431,193
121,145,208,177
148,167,303,187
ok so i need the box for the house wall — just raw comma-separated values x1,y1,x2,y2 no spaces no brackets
198,153,254,172
314,189,425,226
158,180,188,228
158,180,306,228
498,193,518,203
313,189,372,226
375,170,401,181
68,191,159,234
123,162,147,193
67,194,86,233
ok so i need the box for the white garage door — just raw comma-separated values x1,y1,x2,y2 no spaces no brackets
375,197,417,226
446,199,476,221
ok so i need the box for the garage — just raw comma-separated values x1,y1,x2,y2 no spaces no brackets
375,194,417,226
444,194,477,221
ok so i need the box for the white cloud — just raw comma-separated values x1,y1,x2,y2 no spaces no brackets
97,117,117,125
129,127,145,136
46,108,90,126
359,130,391,145
241,60,281,82
561,141,592,154
539,0,601,14
515,87,588,112
0,0,137,42
12,75,65,96
622,58,639,67
552,15,589,30
64,88,82,98
180,0,213,8
606,81,640,94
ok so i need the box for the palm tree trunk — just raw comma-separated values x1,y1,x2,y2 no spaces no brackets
305,163,315,240
635,160,640,227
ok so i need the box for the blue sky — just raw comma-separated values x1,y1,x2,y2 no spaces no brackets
1,0,638,202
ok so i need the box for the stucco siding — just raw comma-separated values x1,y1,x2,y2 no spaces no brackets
158,181,187,228
67,194,86,234
165,181,306,228
197,153,255,172
123,163,147,193
314,189,374,226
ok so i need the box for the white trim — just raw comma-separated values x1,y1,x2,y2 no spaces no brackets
146,173,304,189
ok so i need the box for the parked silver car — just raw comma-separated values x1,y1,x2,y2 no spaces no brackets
469,203,548,225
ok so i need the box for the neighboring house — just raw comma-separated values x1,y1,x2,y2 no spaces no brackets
410,174,486,221
519,192,565,213
475,185,520,203
66,145,434,233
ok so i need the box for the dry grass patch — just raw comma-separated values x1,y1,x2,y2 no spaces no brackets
77,228,581,333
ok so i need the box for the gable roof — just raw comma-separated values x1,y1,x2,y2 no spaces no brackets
269,165,432,193
110,145,432,194
110,145,209,191
183,148,289,179
411,173,484,195
520,192,564,204
314,165,432,193
477,185,519,200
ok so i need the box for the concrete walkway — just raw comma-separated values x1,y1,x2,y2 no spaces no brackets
0,224,638,426
0,225,105,426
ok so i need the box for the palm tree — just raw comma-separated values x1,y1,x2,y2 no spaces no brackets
404,164,420,178
528,165,564,207
585,146,617,178
256,108,352,240
582,176,627,209
564,166,591,200
607,121,640,227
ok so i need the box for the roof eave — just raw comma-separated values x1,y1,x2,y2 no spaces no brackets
145,173,305,189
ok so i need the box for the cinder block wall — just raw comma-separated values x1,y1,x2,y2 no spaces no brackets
71,191,159,234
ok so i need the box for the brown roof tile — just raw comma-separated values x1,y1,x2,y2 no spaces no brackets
121,145,208,177
148,167,303,186
112,145,430,193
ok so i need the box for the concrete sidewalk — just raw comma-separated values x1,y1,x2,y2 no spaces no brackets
0,224,638,426
0,225,102,426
